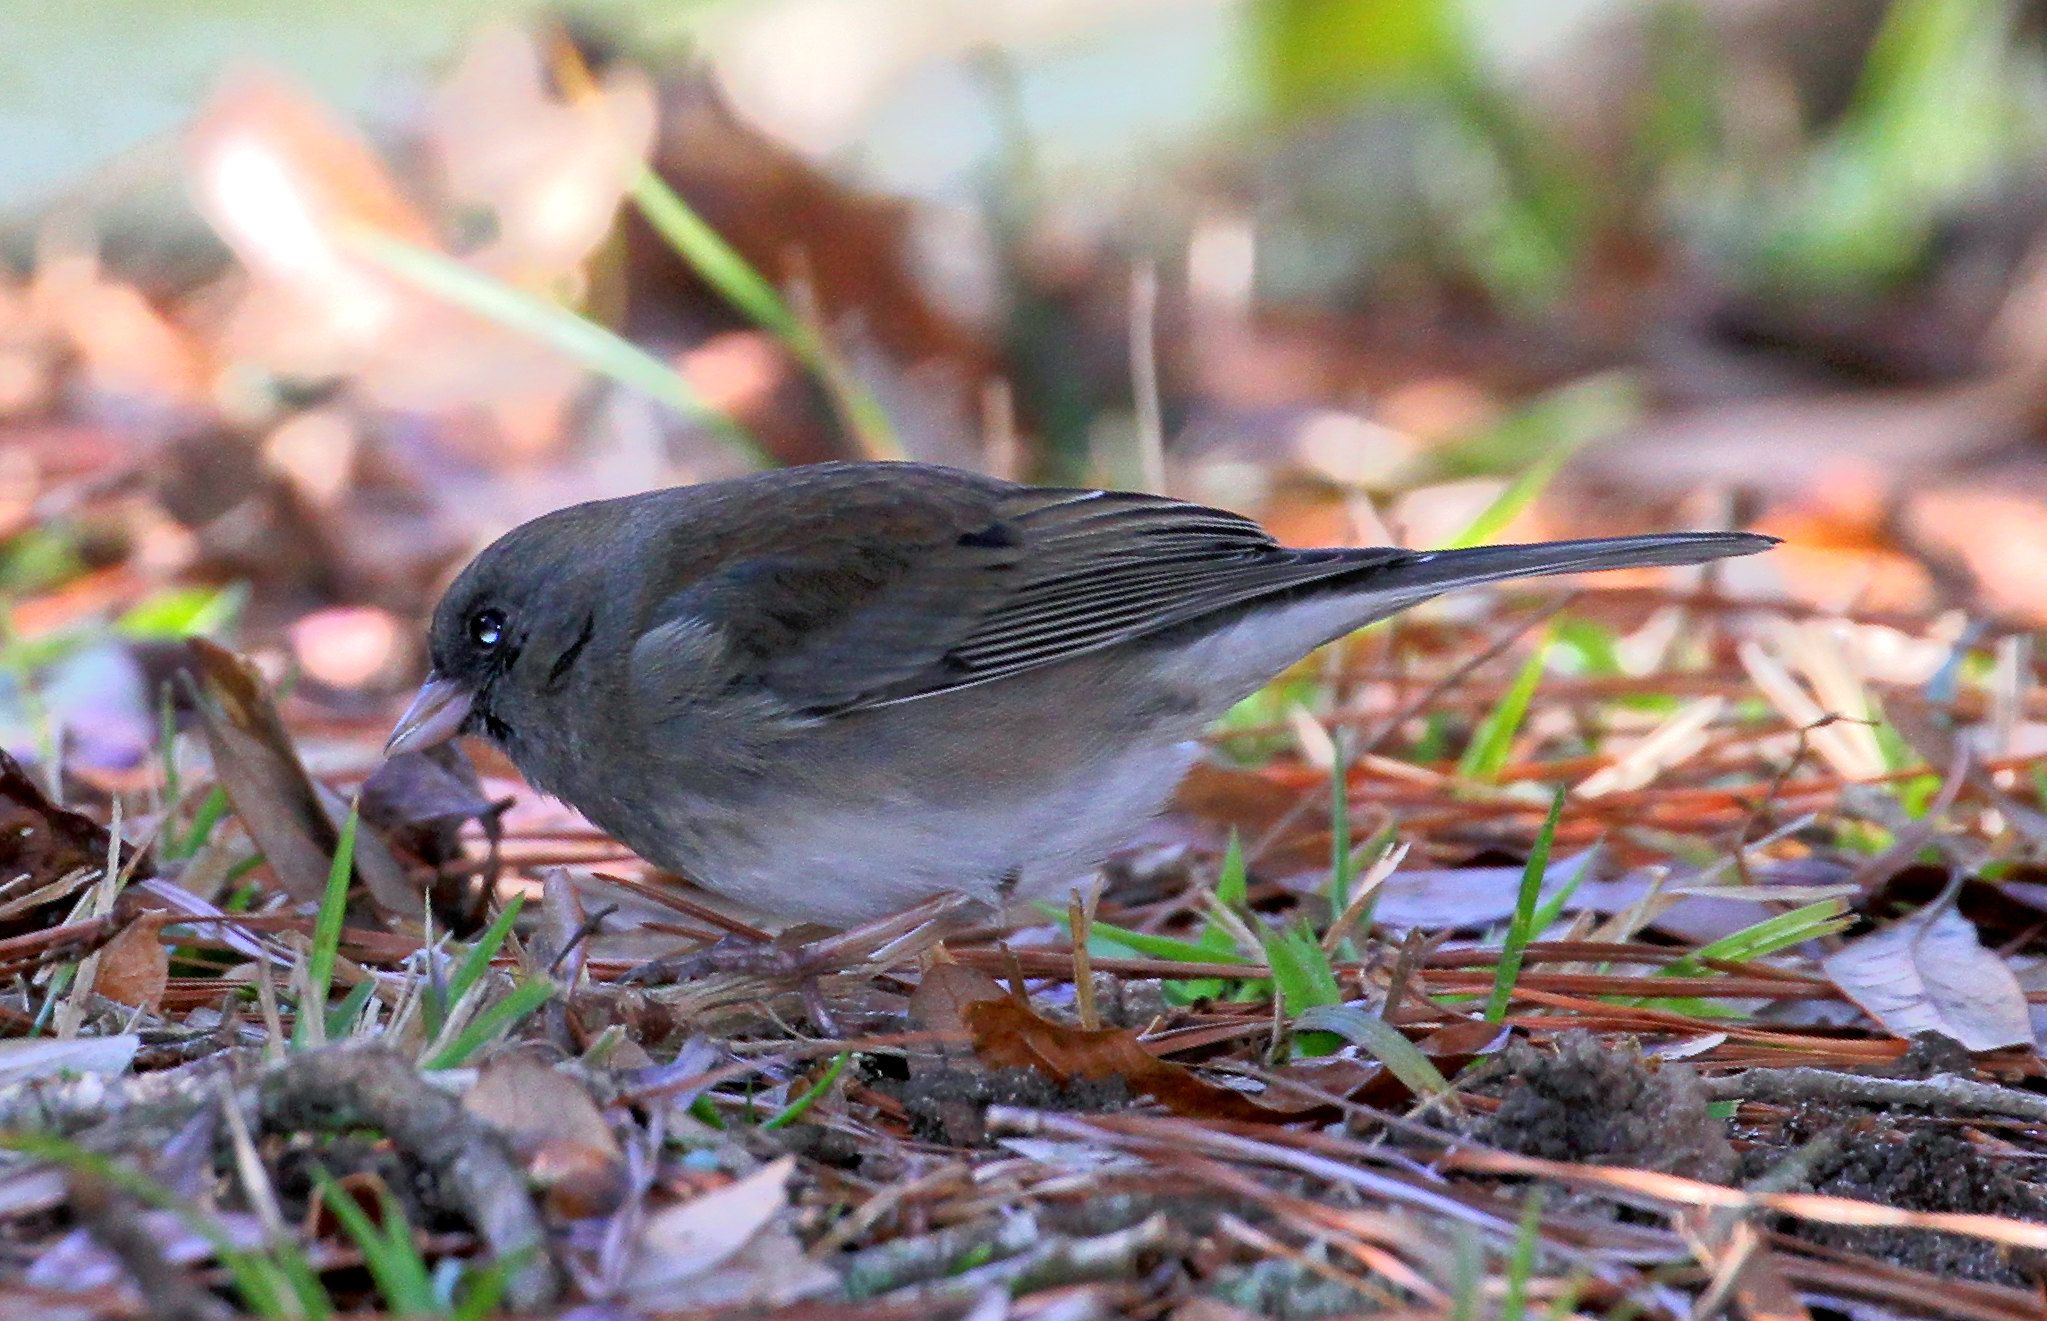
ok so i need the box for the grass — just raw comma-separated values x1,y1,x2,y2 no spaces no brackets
294,801,360,1052
422,978,555,1071
1455,635,1552,784
423,893,528,1041
1295,1003,1450,1099
1483,787,1565,1024
313,1168,514,1320
760,1052,852,1130
629,170,902,461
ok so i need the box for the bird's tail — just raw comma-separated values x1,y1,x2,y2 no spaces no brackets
1354,531,1777,599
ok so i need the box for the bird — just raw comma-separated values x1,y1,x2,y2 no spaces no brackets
386,461,1774,927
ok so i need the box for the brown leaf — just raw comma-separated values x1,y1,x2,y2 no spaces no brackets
907,957,1007,1037
0,748,144,905
464,1053,623,1217
1823,905,2033,1052
182,639,412,918
95,921,168,1011
963,992,1328,1124
623,1156,835,1308
186,69,581,412
464,1052,619,1158
361,744,503,929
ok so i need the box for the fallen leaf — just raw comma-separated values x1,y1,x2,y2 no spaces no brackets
186,69,581,411
0,748,143,913
361,743,503,928
464,1053,623,1217
424,26,655,279
94,921,167,1011
183,639,412,917
964,993,1329,1124
907,957,1007,1037
623,1156,833,1308
1823,905,2033,1052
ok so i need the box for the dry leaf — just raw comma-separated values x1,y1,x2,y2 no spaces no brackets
964,992,1328,1124
186,70,579,411
907,957,1007,1037
94,921,168,1011
425,27,654,279
183,639,412,917
1823,905,2033,1052
624,1156,833,1308
0,748,142,904
464,1052,623,1217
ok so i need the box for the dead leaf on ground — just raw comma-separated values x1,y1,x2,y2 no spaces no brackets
0,748,139,924
1823,904,2033,1052
361,744,503,928
907,957,1007,1038
182,639,412,918
94,920,168,1012
964,991,1331,1125
623,1155,835,1309
425,26,655,280
186,69,582,412
465,1053,624,1220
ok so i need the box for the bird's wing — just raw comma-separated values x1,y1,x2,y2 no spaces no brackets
634,463,1774,717
659,479,1390,715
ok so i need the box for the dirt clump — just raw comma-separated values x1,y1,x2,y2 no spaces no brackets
1481,1030,1736,1183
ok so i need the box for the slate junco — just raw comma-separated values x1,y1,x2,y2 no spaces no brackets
386,461,1773,925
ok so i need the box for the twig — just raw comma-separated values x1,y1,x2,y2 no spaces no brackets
256,1043,560,1309
1703,1068,2047,1124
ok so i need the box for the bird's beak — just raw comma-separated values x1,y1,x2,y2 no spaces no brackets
384,674,473,758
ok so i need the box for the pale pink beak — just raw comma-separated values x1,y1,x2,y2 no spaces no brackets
383,675,473,758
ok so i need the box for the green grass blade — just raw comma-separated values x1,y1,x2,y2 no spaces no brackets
1526,845,1592,936
1653,899,1851,986
1295,1004,1450,1099
1328,733,1354,920
314,1168,437,1315
424,978,555,1070
296,800,359,1052
1263,921,1344,1055
175,785,232,860
450,1256,517,1321
1484,787,1564,1023
323,977,378,1041
3,1132,330,1320
342,225,767,465
1456,636,1551,783
760,1052,850,1130
630,168,901,459
1501,1187,1545,1320
1442,438,1581,551
1213,831,1249,911
437,894,527,1033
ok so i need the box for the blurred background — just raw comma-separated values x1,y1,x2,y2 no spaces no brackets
7,0,2047,774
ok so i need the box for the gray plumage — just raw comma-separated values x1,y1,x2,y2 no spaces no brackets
388,461,1775,925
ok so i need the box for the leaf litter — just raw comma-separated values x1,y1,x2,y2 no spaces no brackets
11,13,2047,1321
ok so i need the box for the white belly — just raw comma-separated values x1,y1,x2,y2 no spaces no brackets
704,739,1204,927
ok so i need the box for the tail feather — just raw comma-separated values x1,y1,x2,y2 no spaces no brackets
1349,531,1777,600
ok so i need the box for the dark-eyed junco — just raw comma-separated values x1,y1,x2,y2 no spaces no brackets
386,461,1773,925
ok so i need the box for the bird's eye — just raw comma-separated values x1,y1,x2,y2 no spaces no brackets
468,608,506,650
